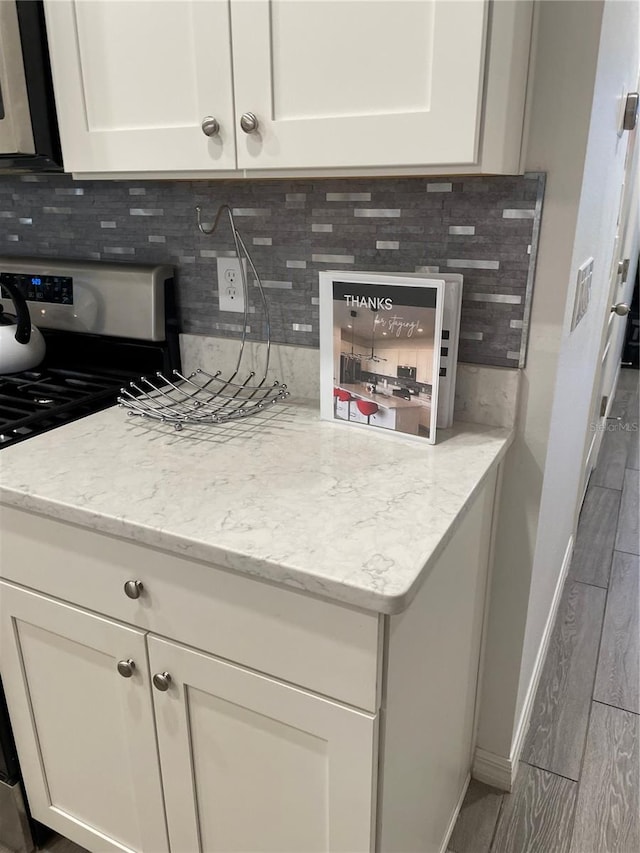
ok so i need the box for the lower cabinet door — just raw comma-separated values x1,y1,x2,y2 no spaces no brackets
0,582,169,853
349,402,369,424
148,635,377,853
370,407,397,430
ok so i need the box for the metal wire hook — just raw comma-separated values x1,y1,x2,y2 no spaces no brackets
195,203,234,236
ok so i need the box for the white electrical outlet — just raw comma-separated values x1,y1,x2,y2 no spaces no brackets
217,258,247,313
571,257,594,331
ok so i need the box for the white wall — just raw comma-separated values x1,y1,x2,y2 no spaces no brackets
475,0,639,774
516,0,640,727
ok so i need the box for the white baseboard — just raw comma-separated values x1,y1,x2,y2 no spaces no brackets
472,747,514,791
440,773,471,853
510,534,574,768
472,535,574,792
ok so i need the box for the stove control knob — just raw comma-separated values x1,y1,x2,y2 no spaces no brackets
124,580,144,600
153,672,172,692
117,659,136,678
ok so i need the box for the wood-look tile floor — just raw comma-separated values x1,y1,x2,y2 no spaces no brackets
0,836,84,853
10,372,638,853
449,367,640,853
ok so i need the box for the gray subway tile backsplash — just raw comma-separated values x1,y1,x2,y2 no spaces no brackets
0,172,545,367
129,208,164,216
446,259,501,270
502,208,536,219
465,293,522,304
326,192,372,201
311,253,356,264
353,208,402,218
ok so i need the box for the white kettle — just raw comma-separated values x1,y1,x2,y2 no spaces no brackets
0,279,46,374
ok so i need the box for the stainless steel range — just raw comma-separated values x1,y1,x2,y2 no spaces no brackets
0,256,180,853
0,256,180,448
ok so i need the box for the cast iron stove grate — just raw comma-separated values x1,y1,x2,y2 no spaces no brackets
0,367,132,448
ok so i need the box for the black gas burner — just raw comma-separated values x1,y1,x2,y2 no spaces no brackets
0,366,136,449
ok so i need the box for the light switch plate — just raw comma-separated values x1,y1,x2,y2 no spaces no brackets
217,258,247,313
571,257,593,332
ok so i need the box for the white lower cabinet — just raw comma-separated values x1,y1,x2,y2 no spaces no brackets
369,406,397,430
150,636,376,853
335,398,350,420
0,582,376,853
348,402,368,424
0,467,500,853
0,584,168,853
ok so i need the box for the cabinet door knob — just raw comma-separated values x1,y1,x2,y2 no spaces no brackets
123,580,144,599
117,659,136,678
152,672,172,692
240,112,259,134
201,116,220,137
611,303,630,316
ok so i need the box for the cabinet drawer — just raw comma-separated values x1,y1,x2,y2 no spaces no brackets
0,505,381,712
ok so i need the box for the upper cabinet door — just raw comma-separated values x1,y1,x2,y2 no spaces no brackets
43,0,236,172
230,0,488,170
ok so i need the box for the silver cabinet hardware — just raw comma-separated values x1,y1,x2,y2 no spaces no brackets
201,116,220,137
623,92,639,131
152,672,172,691
123,580,144,599
600,395,608,417
117,659,136,678
611,303,630,316
240,112,259,134
617,258,630,283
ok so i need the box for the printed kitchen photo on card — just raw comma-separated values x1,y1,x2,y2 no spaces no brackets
319,271,446,444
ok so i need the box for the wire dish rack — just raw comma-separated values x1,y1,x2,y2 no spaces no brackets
118,205,289,430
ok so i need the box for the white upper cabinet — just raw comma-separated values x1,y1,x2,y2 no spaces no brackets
44,0,533,176
230,0,487,169
43,0,236,172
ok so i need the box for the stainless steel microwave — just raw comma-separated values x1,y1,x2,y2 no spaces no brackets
397,364,417,380
0,0,62,171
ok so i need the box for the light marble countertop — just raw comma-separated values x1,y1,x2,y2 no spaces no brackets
0,401,511,614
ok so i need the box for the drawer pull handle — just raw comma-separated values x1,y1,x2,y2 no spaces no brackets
153,672,172,692
117,659,136,678
124,580,144,599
